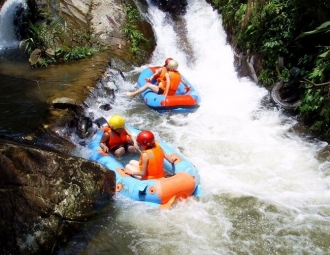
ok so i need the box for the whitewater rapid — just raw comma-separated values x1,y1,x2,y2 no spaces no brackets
62,0,330,254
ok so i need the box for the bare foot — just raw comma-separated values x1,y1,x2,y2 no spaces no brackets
124,92,136,98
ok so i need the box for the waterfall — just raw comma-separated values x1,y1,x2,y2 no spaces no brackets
58,0,330,254
0,0,27,49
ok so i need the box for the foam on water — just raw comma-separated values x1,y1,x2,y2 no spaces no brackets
64,0,330,254
0,0,26,49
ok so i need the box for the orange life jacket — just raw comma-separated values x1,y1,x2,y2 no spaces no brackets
101,126,131,150
139,143,165,180
156,66,167,83
158,70,181,96
167,70,181,96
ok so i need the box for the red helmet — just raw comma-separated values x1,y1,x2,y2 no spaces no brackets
137,130,155,147
164,58,173,66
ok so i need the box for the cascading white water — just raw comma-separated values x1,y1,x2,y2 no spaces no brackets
0,0,26,49
62,0,330,254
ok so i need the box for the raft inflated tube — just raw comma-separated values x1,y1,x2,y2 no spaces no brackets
137,67,201,113
158,172,196,203
161,95,197,107
88,125,202,208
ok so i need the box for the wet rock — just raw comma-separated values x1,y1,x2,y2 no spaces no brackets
77,116,94,138
0,139,115,255
89,0,126,47
99,103,112,111
28,48,42,65
94,117,109,128
150,0,188,15
52,97,82,111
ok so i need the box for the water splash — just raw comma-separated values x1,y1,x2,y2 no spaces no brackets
0,0,27,49
61,0,330,254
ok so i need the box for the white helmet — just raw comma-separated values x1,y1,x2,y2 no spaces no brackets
167,59,178,70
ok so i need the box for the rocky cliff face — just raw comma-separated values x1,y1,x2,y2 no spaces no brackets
0,138,115,255
59,0,128,51
27,0,154,61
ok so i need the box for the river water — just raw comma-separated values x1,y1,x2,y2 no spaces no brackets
0,0,111,141
56,0,330,254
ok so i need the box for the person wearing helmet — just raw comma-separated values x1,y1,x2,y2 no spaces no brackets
124,130,176,180
151,59,191,93
124,59,190,98
99,115,139,159
145,57,173,83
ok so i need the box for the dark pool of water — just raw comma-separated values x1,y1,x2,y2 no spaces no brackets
0,49,70,139
0,73,49,138
0,47,109,140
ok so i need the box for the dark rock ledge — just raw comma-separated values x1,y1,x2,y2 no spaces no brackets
0,138,115,255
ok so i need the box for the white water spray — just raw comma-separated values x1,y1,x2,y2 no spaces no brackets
0,0,26,49
65,0,330,254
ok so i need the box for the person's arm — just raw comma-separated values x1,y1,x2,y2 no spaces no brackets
146,68,162,82
181,77,191,92
124,127,140,151
164,73,171,97
139,153,148,176
163,148,176,164
99,132,109,152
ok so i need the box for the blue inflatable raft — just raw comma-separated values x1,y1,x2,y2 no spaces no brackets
137,67,201,113
88,124,202,208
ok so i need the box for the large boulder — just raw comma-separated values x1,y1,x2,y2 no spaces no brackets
0,138,115,255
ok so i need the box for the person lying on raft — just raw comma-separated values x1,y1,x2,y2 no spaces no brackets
99,114,139,160
124,130,176,180
124,59,190,98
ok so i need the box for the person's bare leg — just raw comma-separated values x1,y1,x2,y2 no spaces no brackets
125,83,159,97
126,160,139,169
114,147,125,160
127,145,137,153
124,160,141,179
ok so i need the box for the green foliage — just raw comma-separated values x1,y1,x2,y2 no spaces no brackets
122,5,147,55
309,101,330,138
309,59,330,82
20,17,105,67
63,47,97,61
299,21,330,60
210,0,300,85
297,23,330,136
319,49,330,59
258,69,276,86
299,21,330,37
278,67,291,82
21,18,64,66
300,89,324,113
